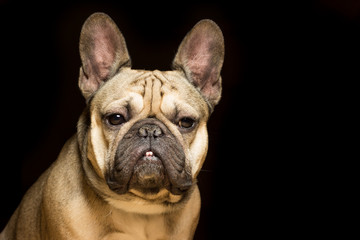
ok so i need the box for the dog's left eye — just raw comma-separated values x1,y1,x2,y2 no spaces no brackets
178,117,195,129
107,114,126,126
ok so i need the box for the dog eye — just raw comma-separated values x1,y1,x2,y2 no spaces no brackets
107,114,126,126
178,117,195,129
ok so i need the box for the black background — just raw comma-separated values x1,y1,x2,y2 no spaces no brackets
0,0,358,238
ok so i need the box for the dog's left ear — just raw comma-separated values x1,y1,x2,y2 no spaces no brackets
79,13,131,100
172,19,224,110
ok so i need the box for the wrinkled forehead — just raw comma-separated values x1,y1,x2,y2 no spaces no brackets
91,68,209,119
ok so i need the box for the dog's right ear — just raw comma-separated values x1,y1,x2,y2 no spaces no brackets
79,13,131,100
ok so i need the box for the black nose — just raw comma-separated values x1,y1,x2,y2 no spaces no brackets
138,124,163,138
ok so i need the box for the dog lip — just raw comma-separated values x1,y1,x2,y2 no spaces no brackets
141,150,161,162
137,149,163,166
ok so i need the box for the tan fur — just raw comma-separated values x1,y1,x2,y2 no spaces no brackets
1,13,224,240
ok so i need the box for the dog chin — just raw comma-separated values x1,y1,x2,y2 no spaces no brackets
129,151,169,194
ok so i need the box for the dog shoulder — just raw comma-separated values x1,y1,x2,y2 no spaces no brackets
43,135,85,204
41,136,108,238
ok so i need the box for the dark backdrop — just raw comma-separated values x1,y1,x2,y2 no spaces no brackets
0,0,358,239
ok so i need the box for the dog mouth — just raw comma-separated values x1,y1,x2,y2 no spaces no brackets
128,150,169,194
106,118,193,197
106,147,192,197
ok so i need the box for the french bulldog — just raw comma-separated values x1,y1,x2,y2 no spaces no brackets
1,12,224,240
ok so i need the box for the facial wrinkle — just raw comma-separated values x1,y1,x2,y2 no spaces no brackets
135,72,153,118
150,74,163,116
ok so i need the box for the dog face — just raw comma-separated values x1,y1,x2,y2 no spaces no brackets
77,13,224,213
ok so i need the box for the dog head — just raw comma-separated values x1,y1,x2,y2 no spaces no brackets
77,13,224,213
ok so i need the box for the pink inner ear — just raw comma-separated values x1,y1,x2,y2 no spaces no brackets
79,13,131,100
91,26,118,80
174,21,224,107
188,42,211,72
182,34,216,88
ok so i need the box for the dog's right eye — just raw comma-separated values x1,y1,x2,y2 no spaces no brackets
107,114,126,126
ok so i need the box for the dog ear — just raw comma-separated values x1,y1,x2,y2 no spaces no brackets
79,13,131,100
172,19,224,110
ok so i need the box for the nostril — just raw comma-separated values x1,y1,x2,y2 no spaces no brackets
153,128,163,138
138,127,148,137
